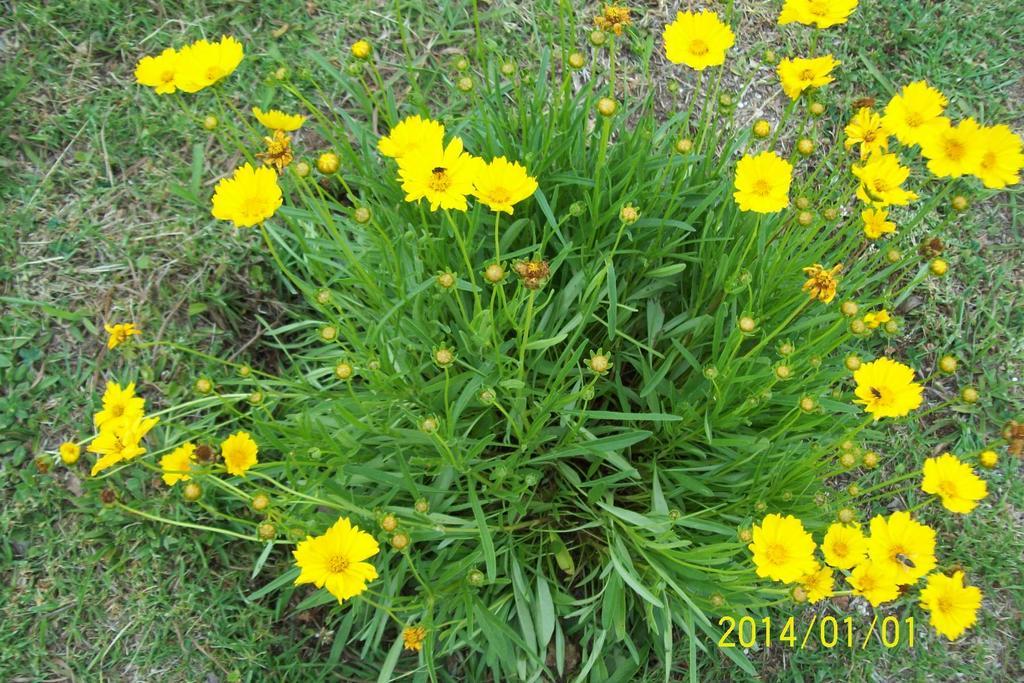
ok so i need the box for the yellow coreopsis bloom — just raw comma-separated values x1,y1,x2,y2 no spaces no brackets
919,118,985,178
882,81,948,146
862,309,891,329
802,263,842,304
662,10,735,71
378,115,446,160
211,164,283,228
799,564,835,604
93,381,146,430
974,124,1024,189
852,357,923,419
252,106,306,132
175,35,244,93
778,0,859,28
104,322,141,350
221,431,259,476
732,151,793,213
844,107,889,160
397,137,484,212
921,453,988,513
821,523,869,569
472,157,538,214
846,561,900,607
403,625,427,651
861,207,896,239
59,442,81,465
293,517,380,603
777,55,840,100
919,571,982,640
160,442,196,486
748,513,818,583
88,415,159,476
852,153,918,207
594,5,632,35
867,510,936,585
135,48,181,94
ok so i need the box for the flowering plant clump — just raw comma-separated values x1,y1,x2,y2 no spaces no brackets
51,2,1022,677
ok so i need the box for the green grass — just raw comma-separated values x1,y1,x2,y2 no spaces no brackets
1,0,1021,680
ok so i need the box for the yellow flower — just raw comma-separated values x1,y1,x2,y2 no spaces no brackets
211,164,283,228
104,322,141,350
821,523,869,569
87,415,159,476
867,510,936,585
472,157,538,214
748,513,818,583
663,10,735,71
594,5,632,35
802,263,842,304
257,130,294,172
844,108,889,160
921,453,988,513
351,40,372,60
160,442,196,486
293,516,380,603
862,309,891,329
397,137,484,212
846,561,900,607
732,151,793,213
799,564,835,604
59,442,81,465
778,0,859,28
93,381,146,430
852,357,924,419
221,431,259,476
252,106,306,131
919,118,985,178
852,153,918,207
403,625,427,651
919,571,982,640
378,115,446,160
974,124,1023,189
135,48,181,94
776,55,840,100
882,81,948,146
174,35,244,93
861,208,896,239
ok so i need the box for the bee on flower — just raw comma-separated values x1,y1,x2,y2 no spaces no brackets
867,510,936,585
397,137,484,212
801,263,842,304
852,357,923,419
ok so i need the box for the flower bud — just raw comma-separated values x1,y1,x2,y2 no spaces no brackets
467,568,486,586
500,61,516,77
183,482,202,502
762,49,778,64
353,207,372,224
568,52,585,69
317,152,340,174
414,498,430,514
738,527,753,543
754,500,767,512
938,355,958,373
795,196,810,210
929,258,948,276
586,352,612,375
809,102,826,117
796,138,814,156
454,57,469,71
436,271,456,289
791,586,808,603
390,532,410,550
674,138,693,154
569,201,586,217
456,76,474,92
840,300,859,317
849,319,867,335
419,417,439,434
703,365,719,380
351,40,372,60
718,93,734,108
738,316,756,334
775,365,793,380
951,195,969,212
334,362,353,380
484,263,505,283
100,488,117,505
837,507,856,524
597,97,618,117
248,390,264,405
319,326,337,342
844,354,861,371
380,513,399,532
589,29,607,46
882,320,900,335
710,593,726,608
59,442,81,465
960,387,979,404
799,396,816,412
823,207,839,221
294,160,311,177
478,388,496,403
862,451,879,468
978,450,998,469
797,210,813,226
257,522,276,540
752,120,771,138
434,347,455,368
273,66,288,80
195,377,214,394
840,452,856,468
202,115,218,131
885,248,902,263
619,203,640,225
847,484,860,497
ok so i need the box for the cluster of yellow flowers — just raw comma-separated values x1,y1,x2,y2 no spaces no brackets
379,114,538,214
750,510,982,640
83,382,159,476
134,35,243,95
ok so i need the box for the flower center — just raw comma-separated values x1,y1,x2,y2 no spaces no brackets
689,39,709,56
487,187,511,205
937,596,953,613
872,178,890,193
161,70,175,84
206,66,224,82
869,385,893,405
800,69,816,81
808,0,829,16
981,151,996,171
327,555,350,573
906,112,924,127
832,541,848,557
244,195,273,221
752,178,773,197
863,130,876,142
111,404,125,417
429,167,452,192
944,139,965,161
939,480,958,497
765,543,788,565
